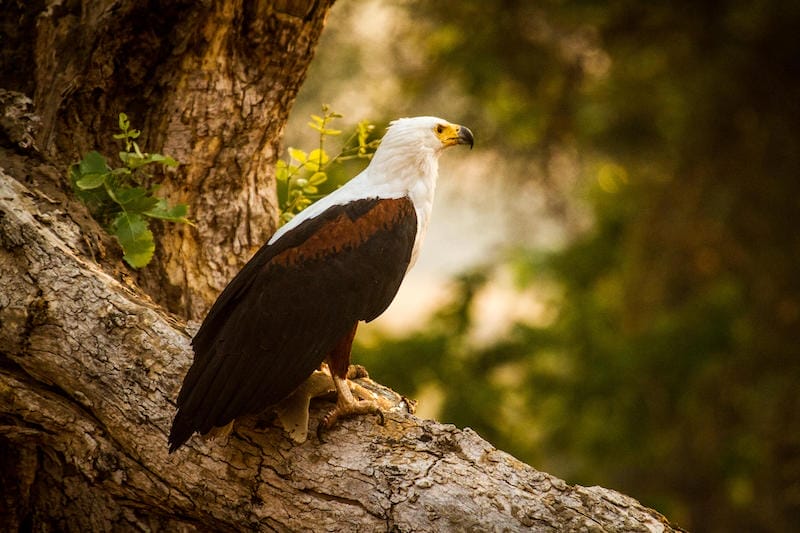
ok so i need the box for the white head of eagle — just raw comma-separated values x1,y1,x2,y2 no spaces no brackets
168,117,473,452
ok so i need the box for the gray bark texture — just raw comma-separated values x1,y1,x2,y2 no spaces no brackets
1,0,681,531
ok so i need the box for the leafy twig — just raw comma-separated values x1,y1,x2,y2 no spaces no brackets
276,105,380,225
69,113,190,268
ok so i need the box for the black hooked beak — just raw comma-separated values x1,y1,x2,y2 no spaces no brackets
457,126,474,149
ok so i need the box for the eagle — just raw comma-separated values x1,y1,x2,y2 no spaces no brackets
168,116,473,452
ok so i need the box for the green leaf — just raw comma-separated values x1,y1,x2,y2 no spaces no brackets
115,187,160,212
111,166,131,177
118,113,130,132
69,164,81,184
76,173,107,190
148,153,179,167
79,151,109,175
308,148,330,165
279,212,295,225
276,160,289,182
120,151,146,169
71,165,113,219
303,148,330,172
111,212,155,268
288,147,307,163
144,199,191,223
308,171,327,185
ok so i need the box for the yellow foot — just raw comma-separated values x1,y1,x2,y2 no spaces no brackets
317,399,384,442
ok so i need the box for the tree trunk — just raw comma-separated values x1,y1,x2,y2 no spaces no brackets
3,0,332,320
1,2,680,531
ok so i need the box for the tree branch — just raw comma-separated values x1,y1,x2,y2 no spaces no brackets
0,167,678,531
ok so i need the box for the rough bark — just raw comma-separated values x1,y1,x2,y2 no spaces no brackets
0,165,678,532
2,0,332,320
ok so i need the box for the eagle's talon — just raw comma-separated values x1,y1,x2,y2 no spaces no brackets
347,364,369,379
400,395,417,414
316,420,328,443
316,400,384,441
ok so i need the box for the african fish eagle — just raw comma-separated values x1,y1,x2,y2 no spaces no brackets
168,116,474,452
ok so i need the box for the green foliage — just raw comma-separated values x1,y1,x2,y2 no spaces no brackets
276,105,379,225
346,1,800,531
69,113,190,268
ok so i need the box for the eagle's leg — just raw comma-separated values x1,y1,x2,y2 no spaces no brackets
317,324,384,442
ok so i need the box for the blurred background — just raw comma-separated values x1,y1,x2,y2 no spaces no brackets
284,1,800,530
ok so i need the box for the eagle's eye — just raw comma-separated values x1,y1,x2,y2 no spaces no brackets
435,124,445,134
